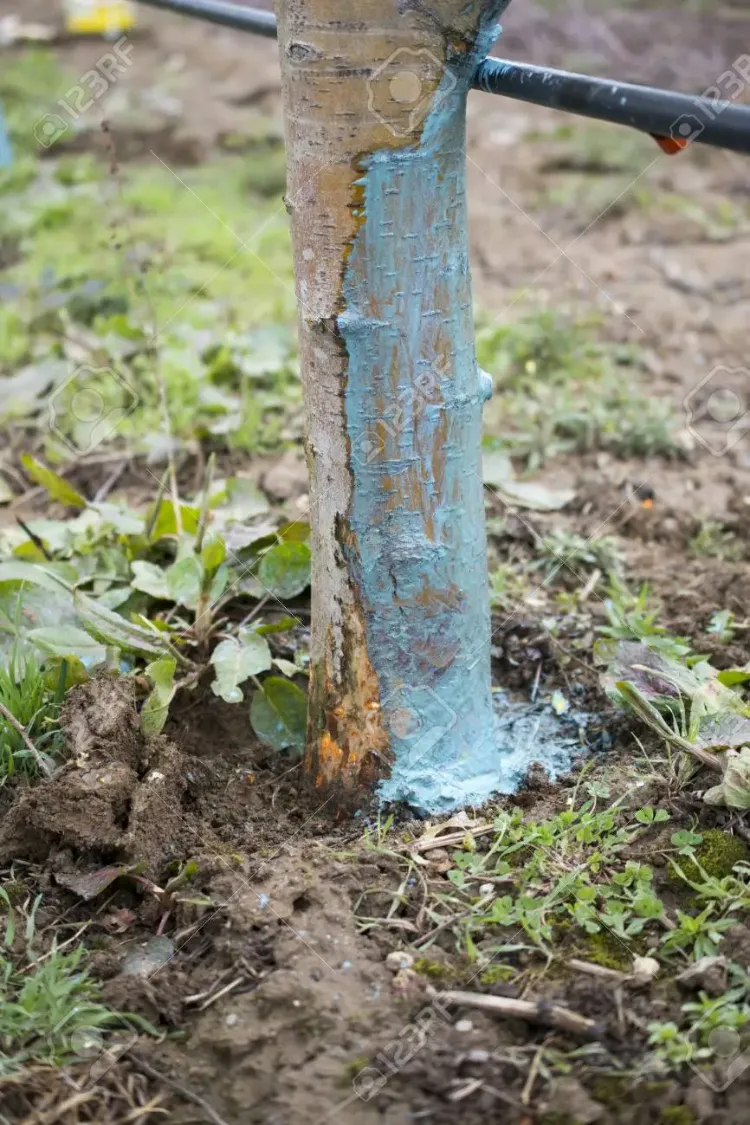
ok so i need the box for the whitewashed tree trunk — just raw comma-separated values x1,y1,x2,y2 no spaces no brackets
277,0,507,811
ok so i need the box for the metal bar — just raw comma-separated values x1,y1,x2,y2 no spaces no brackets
132,0,750,155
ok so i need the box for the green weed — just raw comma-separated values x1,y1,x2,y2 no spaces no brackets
477,310,679,469
0,645,64,779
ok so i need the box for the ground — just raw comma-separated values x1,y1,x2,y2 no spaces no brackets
1,1,750,1123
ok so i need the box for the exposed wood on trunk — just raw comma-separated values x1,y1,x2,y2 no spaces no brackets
277,0,508,811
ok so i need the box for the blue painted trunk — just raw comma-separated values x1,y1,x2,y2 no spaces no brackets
278,1,510,813
339,19,506,811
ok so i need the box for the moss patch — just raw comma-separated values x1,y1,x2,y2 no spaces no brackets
582,929,632,971
673,829,747,885
660,1107,695,1125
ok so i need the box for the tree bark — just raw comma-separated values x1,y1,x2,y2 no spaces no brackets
277,0,507,812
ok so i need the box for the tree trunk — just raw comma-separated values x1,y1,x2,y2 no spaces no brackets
277,0,506,812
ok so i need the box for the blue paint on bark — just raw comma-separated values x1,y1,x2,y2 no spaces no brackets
338,14,511,812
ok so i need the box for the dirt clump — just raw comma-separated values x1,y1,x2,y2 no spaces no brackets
0,676,185,875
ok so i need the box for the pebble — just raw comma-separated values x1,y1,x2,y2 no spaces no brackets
465,1048,489,1063
454,1019,473,1033
385,950,414,972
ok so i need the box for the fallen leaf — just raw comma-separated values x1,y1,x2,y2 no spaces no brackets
55,865,136,901
483,451,575,511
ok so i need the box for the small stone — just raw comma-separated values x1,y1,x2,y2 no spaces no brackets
465,1048,489,1063
629,956,660,987
385,950,414,972
454,1019,473,1033
391,968,421,996
225,1013,239,1027
479,883,494,896
426,848,453,874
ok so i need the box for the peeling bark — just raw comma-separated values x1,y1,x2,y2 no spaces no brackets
277,0,508,812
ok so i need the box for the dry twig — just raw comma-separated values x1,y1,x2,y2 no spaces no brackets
428,988,601,1039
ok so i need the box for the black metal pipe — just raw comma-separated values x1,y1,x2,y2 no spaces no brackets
132,0,750,155
476,57,750,156
134,0,276,37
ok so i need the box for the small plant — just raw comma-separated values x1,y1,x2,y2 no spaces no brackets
599,577,692,660
476,310,679,468
707,610,736,644
0,884,152,1079
0,460,311,754
534,529,624,584
0,645,64,779
689,521,743,562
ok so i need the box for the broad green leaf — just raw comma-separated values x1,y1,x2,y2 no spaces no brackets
250,675,307,752
214,477,269,523
131,561,170,600
256,542,311,600
88,502,144,536
96,587,132,610
208,563,230,602
0,560,73,595
717,669,750,687
201,537,226,572
74,591,168,657
255,617,298,635
273,657,302,677
277,522,311,543
693,713,750,753
20,455,86,508
141,657,177,735
167,555,204,609
26,625,107,664
43,656,89,692
147,500,200,542
210,632,272,703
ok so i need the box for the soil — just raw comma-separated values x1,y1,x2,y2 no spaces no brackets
2,2,750,1123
